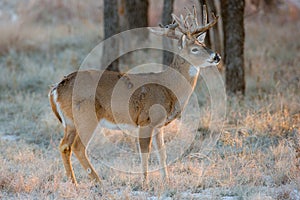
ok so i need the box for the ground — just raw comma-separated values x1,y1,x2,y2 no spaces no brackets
0,0,299,199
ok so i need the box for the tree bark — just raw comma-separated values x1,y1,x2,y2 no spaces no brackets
103,0,120,71
221,0,246,95
162,0,175,66
206,0,222,55
114,0,149,71
124,0,149,39
199,0,211,47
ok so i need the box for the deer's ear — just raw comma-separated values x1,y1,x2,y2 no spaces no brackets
197,32,206,43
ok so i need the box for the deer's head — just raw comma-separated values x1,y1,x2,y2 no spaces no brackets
150,5,221,68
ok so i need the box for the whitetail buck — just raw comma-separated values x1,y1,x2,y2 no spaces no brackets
49,5,220,186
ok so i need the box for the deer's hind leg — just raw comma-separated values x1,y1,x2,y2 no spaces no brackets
72,135,101,184
60,125,77,185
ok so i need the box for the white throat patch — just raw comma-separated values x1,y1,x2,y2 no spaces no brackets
189,65,199,77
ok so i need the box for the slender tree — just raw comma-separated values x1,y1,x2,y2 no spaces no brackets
124,0,149,37
103,0,149,72
206,0,222,55
221,0,246,95
103,0,120,71
199,0,211,46
115,0,149,70
162,0,175,66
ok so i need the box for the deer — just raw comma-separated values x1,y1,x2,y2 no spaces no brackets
48,5,220,187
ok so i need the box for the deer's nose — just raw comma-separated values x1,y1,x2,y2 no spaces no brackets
213,53,221,63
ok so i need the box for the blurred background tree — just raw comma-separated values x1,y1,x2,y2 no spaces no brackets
103,0,120,71
103,0,149,72
102,0,247,97
248,0,283,12
221,0,246,96
162,0,175,66
202,0,222,56
124,0,149,33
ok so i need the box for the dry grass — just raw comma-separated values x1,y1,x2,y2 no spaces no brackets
0,0,101,56
0,1,299,199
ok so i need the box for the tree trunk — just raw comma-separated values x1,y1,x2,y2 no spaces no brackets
162,0,175,66
124,0,149,39
199,0,211,47
118,0,129,31
114,0,149,71
221,0,246,95
206,0,222,55
103,0,120,71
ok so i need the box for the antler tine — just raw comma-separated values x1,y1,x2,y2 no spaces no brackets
179,8,195,39
192,13,219,36
185,6,198,31
184,13,190,29
172,13,187,34
181,13,189,31
180,14,183,20
171,14,182,27
184,7,193,20
193,5,198,26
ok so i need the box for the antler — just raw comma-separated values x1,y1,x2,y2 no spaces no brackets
171,5,218,41
155,22,181,40
149,5,218,48
192,12,218,37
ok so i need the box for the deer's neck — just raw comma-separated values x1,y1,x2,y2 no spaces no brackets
169,55,199,89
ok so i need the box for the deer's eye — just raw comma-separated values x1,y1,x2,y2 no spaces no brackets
191,47,199,53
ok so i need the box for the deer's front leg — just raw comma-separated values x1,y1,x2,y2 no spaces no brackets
72,135,101,185
138,126,153,187
153,128,168,181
